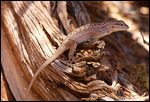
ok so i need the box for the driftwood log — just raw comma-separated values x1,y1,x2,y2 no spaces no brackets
1,1,149,101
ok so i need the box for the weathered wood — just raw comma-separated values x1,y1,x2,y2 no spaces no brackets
1,1,149,101
1,1,90,101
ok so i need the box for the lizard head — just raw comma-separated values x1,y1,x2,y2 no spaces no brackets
110,20,129,31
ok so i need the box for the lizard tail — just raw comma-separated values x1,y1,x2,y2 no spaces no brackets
24,45,67,101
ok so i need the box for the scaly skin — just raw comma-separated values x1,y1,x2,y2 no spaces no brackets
24,20,129,101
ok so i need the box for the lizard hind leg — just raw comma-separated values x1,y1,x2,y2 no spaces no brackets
68,43,77,62
65,43,77,67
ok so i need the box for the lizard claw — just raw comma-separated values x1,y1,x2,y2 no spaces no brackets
67,56,76,68
68,55,75,63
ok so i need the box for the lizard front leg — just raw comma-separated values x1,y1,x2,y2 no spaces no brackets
88,32,99,43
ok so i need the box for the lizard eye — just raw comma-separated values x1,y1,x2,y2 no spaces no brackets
120,23,123,26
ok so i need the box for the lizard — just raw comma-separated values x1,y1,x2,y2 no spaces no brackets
24,20,129,101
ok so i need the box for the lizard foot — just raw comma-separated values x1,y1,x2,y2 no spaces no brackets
68,55,75,63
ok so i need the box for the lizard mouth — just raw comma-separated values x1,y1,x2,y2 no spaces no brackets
125,25,129,29
121,25,129,30
124,23,129,30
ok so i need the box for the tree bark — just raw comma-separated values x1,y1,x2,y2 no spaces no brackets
1,1,149,101
1,1,91,101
